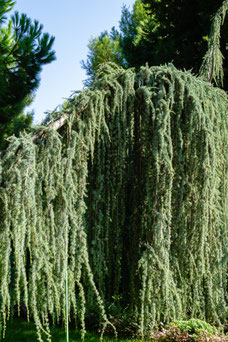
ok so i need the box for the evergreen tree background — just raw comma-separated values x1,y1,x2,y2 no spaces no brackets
0,0,56,149
81,28,126,87
82,0,228,90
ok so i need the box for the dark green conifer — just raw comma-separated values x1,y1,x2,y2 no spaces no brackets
0,0,56,149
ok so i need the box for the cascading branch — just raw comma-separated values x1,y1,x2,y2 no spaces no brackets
0,63,227,341
199,0,228,86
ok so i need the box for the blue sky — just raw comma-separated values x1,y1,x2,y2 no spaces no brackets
11,0,134,123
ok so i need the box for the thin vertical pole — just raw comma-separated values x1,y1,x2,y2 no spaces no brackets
66,226,69,342
66,123,71,342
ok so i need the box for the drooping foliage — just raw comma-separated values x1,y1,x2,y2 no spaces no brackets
199,0,228,86
0,63,227,341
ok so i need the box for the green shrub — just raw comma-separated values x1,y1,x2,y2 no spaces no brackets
151,319,228,342
173,318,217,335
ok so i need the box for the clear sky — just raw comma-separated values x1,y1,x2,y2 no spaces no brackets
11,0,135,123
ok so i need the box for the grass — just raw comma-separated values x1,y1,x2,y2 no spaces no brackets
3,318,140,342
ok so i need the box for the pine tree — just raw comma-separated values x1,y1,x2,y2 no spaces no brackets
82,0,228,90
81,28,126,87
0,0,56,149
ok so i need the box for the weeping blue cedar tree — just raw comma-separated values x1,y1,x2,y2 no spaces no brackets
0,2,227,341
0,62,227,341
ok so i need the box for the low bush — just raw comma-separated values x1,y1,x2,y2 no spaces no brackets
151,319,228,342
174,318,217,335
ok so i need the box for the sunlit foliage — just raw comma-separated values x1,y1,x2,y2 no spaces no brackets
0,62,227,341
199,0,228,85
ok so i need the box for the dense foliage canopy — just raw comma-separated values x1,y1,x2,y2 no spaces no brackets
0,1,227,341
0,0,55,149
82,0,228,90
0,63,227,341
